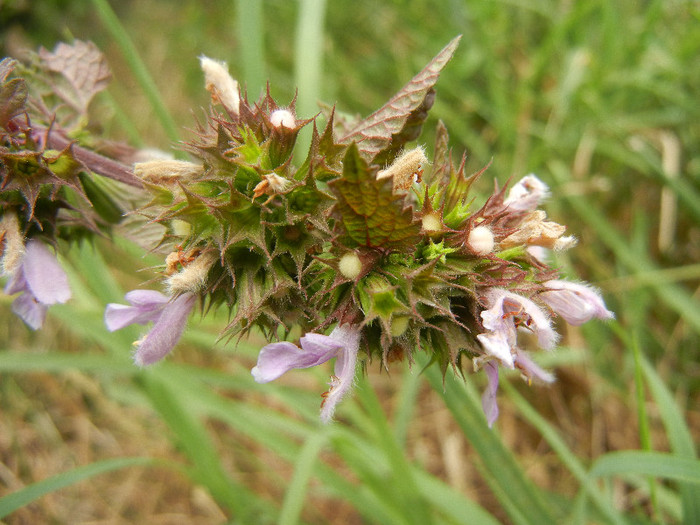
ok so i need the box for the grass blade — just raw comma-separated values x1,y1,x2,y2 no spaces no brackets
590,452,700,485
90,0,182,147
0,457,156,519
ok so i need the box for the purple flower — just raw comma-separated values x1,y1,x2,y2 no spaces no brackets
252,323,361,423
105,290,196,366
540,280,614,326
3,240,71,330
477,288,558,368
481,361,500,427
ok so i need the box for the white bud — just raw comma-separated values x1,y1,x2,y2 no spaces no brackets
467,225,494,256
270,109,296,129
421,212,443,233
338,252,362,280
199,55,240,115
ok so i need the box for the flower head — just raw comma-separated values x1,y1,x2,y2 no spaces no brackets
252,324,361,423
105,290,196,366
3,239,71,330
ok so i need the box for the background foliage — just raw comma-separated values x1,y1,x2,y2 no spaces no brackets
1,0,699,523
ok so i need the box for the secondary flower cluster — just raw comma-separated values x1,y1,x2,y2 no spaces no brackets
2,39,614,426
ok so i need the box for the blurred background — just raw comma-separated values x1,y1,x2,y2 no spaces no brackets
1,0,698,523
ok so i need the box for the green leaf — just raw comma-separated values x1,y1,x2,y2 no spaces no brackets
329,143,421,250
339,36,461,163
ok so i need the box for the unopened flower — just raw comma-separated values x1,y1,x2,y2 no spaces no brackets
134,160,204,185
199,55,240,115
377,147,427,192
338,252,363,280
105,290,196,366
504,174,550,212
166,249,218,295
252,323,361,423
3,239,71,330
270,109,296,129
467,225,495,256
540,280,614,326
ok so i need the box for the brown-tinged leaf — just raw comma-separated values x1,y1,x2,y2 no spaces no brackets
38,40,111,113
329,143,421,251
339,36,461,163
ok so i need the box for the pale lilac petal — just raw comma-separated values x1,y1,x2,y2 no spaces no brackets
481,361,500,427
541,280,614,326
11,293,48,330
22,240,71,305
105,289,171,331
3,268,27,295
133,293,196,366
124,289,170,307
251,336,342,383
477,331,515,368
514,350,555,383
104,303,158,331
320,324,361,423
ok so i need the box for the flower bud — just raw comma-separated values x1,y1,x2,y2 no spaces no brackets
339,252,363,280
166,249,218,295
467,225,494,256
199,55,240,115
270,109,296,129
377,147,427,192
134,160,204,185
421,212,443,234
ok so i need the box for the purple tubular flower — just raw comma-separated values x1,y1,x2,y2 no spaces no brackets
481,361,500,428
3,240,71,330
252,323,361,423
540,280,614,326
105,290,196,366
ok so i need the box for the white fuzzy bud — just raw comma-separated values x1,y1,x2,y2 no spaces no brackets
199,55,240,115
467,225,495,256
338,252,363,280
270,109,296,129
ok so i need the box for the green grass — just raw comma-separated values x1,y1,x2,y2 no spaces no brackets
1,0,699,523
